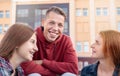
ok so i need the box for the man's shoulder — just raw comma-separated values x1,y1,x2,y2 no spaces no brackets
61,34,70,40
54,34,71,46
58,34,72,44
35,26,42,32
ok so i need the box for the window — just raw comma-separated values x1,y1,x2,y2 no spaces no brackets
84,61,89,67
62,7,68,15
76,8,82,16
17,9,28,17
4,24,9,32
117,7,120,15
78,61,83,71
5,10,10,18
118,22,120,31
16,4,69,35
64,22,68,32
0,24,3,34
76,41,89,52
96,8,101,16
34,21,41,29
76,42,82,52
103,8,108,16
83,42,89,52
83,8,88,16
0,11,3,18
35,9,41,16
35,9,42,29
42,9,47,18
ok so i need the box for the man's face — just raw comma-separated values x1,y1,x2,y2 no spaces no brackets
42,12,65,42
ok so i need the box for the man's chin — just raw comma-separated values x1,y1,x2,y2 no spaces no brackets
48,38,57,42
47,36,59,42
49,39,55,42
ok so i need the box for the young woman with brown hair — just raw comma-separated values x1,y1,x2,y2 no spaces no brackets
0,23,38,76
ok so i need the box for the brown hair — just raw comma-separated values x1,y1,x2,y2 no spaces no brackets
0,23,34,59
99,30,120,66
46,6,66,20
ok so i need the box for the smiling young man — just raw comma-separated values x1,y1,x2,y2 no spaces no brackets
21,6,78,76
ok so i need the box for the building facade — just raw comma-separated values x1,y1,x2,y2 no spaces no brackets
0,0,11,40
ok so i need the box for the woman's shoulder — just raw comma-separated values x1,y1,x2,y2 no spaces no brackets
0,57,11,75
16,66,24,76
81,61,99,76
0,57,12,69
0,57,6,67
81,63,97,72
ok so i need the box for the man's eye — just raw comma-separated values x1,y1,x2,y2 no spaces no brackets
49,22,55,25
31,40,35,44
96,42,100,45
58,24,63,28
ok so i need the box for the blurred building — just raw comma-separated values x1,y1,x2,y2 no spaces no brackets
0,0,11,40
0,0,120,71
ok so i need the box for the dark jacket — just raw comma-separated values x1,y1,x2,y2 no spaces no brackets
81,61,119,76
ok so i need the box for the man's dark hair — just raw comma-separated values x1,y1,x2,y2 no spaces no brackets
46,6,66,20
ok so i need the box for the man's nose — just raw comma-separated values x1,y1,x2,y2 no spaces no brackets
34,44,38,52
53,24,59,30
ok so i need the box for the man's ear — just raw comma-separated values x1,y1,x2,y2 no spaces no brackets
15,46,19,51
41,18,45,27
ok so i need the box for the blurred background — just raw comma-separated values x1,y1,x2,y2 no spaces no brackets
0,0,120,73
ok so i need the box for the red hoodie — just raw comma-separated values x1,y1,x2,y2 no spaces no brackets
21,27,78,76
